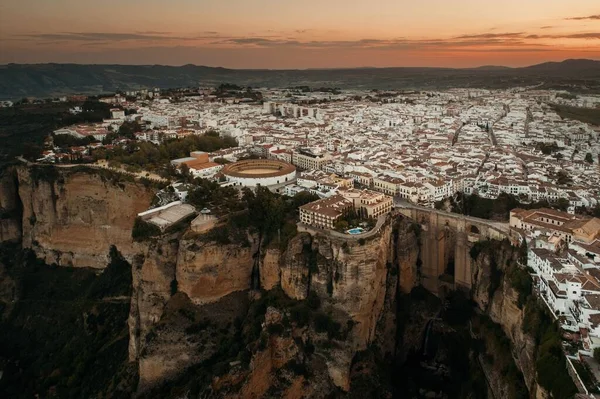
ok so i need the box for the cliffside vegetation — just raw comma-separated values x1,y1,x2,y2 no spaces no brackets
132,217,163,241
0,243,136,399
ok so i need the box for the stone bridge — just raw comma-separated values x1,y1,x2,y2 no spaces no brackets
394,201,518,296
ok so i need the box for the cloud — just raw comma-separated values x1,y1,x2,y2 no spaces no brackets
454,32,524,39
565,14,600,20
11,29,600,55
540,26,554,29
18,32,187,42
135,31,171,35
526,32,600,39
216,36,548,52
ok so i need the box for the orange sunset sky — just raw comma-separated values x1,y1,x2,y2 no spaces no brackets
0,0,599,68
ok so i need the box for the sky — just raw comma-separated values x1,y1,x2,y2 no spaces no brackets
0,0,599,68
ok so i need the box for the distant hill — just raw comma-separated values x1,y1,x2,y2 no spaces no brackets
522,59,600,75
473,65,513,71
0,59,599,99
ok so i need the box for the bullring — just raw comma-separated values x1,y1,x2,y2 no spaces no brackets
221,159,297,187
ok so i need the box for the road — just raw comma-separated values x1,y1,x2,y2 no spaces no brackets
488,112,506,146
392,198,510,236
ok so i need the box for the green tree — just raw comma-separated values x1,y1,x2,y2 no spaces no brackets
242,186,285,243
594,347,600,363
180,164,191,180
291,191,320,209
556,171,572,186
555,198,570,211
118,120,142,139
334,220,349,231
585,152,594,164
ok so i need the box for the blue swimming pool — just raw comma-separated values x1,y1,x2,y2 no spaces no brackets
346,227,365,235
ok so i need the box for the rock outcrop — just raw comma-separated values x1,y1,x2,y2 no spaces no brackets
176,235,257,305
17,166,153,268
127,215,426,393
129,237,179,363
471,241,548,399
281,224,393,351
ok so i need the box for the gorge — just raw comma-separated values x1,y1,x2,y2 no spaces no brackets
0,165,574,398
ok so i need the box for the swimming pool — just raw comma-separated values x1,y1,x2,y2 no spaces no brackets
346,227,365,235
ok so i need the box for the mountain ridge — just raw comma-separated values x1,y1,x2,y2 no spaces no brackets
1,59,598,99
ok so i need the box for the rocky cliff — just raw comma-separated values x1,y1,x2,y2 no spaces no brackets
128,215,424,395
470,240,550,399
0,165,553,398
281,224,392,349
0,168,21,243
176,234,258,305
16,166,153,268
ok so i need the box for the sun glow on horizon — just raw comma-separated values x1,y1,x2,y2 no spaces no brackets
1,0,599,67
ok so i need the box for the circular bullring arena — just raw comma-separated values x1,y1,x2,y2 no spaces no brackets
221,159,297,187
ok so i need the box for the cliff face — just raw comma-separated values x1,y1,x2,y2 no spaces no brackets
470,242,548,399
2,165,548,399
129,217,422,393
281,223,393,350
17,166,153,268
277,220,405,390
0,168,21,243
176,235,258,305
129,237,179,363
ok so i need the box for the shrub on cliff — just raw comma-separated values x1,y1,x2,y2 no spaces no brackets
290,304,311,327
313,312,341,340
131,217,161,241
30,165,60,185
508,265,532,308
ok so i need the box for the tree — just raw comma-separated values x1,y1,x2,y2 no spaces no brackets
102,132,118,145
291,191,319,209
594,347,600,363
555,198,570,211
556,170,572,186
180,164,191,180
585,152,594,164
242,186,285,243
334,220,349,231
132,217,161,241
118,120,142,139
